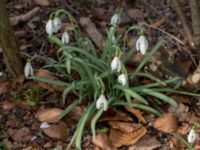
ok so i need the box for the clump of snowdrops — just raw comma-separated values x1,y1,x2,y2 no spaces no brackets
28,9,200,150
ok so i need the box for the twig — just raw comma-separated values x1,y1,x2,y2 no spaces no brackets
10,7,41,26
143,22,185,45
171,0,195,49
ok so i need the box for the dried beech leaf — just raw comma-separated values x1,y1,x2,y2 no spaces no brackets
36,108,63,123
108,121,142,133
125,106,147,124
34,0,50,6
128,135,161,150
109,127,147,148
92,133,115,150
100,109,132,122
42,122,68,140
153,113,178,133
36,69,64,93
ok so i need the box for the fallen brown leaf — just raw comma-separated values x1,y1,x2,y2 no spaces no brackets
126,9,144,20
128,135,161,150
79,17,105,49
6,118,20,128
36,108,63,123
125,106,147,124
0,82,11,94
12,127,31,142
42,122,68,140
36,69,64,93
1,100,16,111
34,0,50,6
100,109,132,122
92,133,116,150
153,113,178,133
108,121,142,133
109,127,147,148
10,7,41,26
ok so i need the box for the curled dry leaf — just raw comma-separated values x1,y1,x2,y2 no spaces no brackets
108,121,142,133
109,127,147,148
36,69,64,93
128,135,161,150
92,133,116,150
36,108,63,123
153,113,178,133
42,122,68,140
125,106,147,124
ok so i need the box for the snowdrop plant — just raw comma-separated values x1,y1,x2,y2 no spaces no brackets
30,9,200,150
62,32,70,44
24,61,33,78
136,35,148,55
188,127,196,145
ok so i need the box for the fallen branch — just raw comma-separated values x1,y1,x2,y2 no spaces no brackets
10,7,41,26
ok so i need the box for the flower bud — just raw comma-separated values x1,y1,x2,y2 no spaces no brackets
62,32,70,44
53,17,62,33
46,19,54,35
188,129,196,144
96,95,108,111
111,57,121,72
24,62,33,78
118,74,127,86
136,35,148,55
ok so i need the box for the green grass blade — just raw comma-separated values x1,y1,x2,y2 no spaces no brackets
112,101,161,116
141,89,178,108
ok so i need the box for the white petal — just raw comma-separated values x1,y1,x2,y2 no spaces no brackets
96,95,108,111
188,129,196,144
111,57,121,72
62,32,70,44
118,74,126,86
139,36,148,55
46,20,54,35
24,62,33,78
110,14,118,25
53,17,61,33
136,37,140,52
40,122,50,129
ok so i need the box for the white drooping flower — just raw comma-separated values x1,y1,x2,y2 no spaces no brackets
111,56,121,72
136,35,148,55
62,32,70,44
188,129,196,144
46,19,54,35
110,14,119,26
24,62,33,78
118,74,127,86
53,17,62,33
96,95,108,111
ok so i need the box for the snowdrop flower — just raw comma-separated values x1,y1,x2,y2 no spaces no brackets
188,129,196,144
111,56,121,72
110,14,119,26
136,35,148,55
40,122,50,129
46,19,54,35
62,32,70,44
53,17,62,33
112,35,116,44
24,62,33,78
96,95,108,111
118,74,127,86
